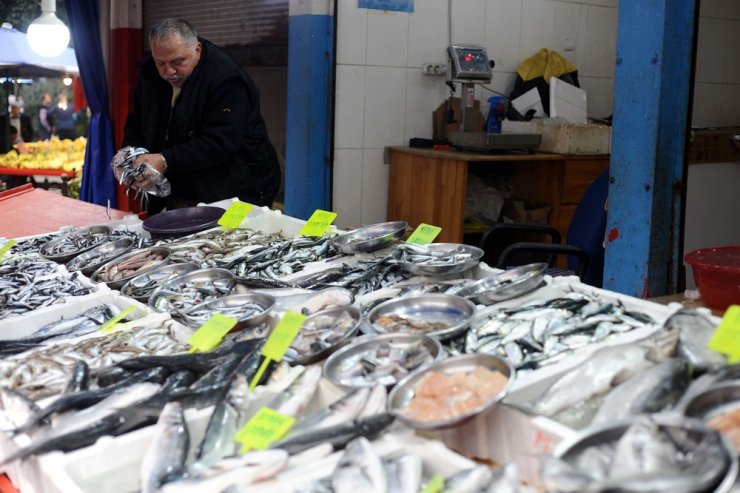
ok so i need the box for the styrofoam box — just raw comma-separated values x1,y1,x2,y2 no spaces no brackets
433,275,685,488
0,291,151,340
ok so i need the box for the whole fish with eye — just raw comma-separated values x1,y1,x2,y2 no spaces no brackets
141,401,189,493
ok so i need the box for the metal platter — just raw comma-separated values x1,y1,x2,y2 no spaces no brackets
455,262,547,304
552,414,738,493
148,267,235,313
179,292,276,330
684,381,740,421
323,332,443,390
287,305,362,366
65,238,135,277
387,353,514,430
39,225,112,263
142,206,226,240
120,262,201,303
397,243,484,277
90,246,171,290
365,293,475,341
330,221,408,254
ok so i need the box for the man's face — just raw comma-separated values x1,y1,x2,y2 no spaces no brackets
151,35,202,88
43,94,51,105
10,106,20,117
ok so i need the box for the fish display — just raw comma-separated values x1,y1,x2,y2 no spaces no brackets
0,257,94,320
95,249,168,282
285,308,358,363
462,292,658,372
40,226,110,258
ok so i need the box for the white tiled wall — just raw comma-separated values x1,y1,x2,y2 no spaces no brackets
332,0,740,227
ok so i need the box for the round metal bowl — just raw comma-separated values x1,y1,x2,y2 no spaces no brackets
323,332,443,390
142,206,226,240
684,381,740,421
365,293,476,341
90,246,171,290
65,237,135,277
387,353,514,430
148,267,235,313
40,225,112,263
398,243,484,277
120,262,201,303
330,221,408,254
288,305,362,366
456,262,547,305
179,292,276,330
552,414,738,493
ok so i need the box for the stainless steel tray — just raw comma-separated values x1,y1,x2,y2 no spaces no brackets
90,245,171,290
398,243,483,277
120,262,201,303
39,225,112,263
456,262,547,304
179,292,276,329
65,237,134,277
330,221,407,254
148,267,235,313
288,305,362,366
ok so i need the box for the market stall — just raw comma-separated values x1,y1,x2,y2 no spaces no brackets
0,202,736,493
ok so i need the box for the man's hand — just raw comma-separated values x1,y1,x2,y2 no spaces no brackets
132,153,167,190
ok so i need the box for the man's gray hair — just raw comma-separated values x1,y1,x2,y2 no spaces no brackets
149,18,198,49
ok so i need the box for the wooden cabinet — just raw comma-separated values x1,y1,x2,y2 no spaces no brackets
387,147,609,243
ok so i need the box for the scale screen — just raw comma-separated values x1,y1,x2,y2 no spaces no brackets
447,45,492,82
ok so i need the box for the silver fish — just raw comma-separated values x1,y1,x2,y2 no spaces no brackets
141,401,189,493
332,437,387,493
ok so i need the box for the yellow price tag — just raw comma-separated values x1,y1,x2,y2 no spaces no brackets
708,305,740,362
188,313,238,353
235,407,295,453
218,201,254,229
406,223,442,244
99,306,137,333
421,473,445,493
249,311,306,391
299,209,337,237
0,239,17,262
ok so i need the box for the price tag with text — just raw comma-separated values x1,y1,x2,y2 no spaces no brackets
188,313,238,353
99,306,138,333
406,223,441,244
0,239,16,262
249,311,306,391
235,407,295,453
218,201,254,229
708,305,740,362
299,209,337,237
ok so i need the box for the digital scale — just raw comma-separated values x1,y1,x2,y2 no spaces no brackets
446,44,541,152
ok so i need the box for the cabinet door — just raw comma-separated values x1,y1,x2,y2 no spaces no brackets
561,159,609,204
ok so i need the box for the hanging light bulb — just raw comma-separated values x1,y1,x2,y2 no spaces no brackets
27,0,70,58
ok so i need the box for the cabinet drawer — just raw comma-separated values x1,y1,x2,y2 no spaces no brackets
561,159,609,204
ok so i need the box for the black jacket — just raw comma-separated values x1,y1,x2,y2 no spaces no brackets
123,37,280,210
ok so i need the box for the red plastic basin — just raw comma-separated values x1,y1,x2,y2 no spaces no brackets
685,246,740,311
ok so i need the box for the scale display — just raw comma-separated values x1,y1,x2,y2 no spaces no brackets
447,45,492,82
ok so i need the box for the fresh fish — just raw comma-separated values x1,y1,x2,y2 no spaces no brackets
384,454,422,493
160,449,289,493
664,308,726,369
0,387,40,430
357,385,388,418
141,402,189,493
591,358,689,425
268,364,322,418
288,387,370,437
332,437,387,493
444,465,494,493
534,345,654,417
63,360,90,394
194,374,252,469
271,413,395,455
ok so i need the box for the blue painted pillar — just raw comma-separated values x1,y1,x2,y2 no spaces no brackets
603,0,697,297
284,0,335,220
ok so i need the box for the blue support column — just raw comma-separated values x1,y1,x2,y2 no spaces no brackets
603,0,697,297
284,0,335,220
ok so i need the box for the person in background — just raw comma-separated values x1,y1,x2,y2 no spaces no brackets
122,18,280,213
38,93,53,140
49,91,77,140
5,104,34,143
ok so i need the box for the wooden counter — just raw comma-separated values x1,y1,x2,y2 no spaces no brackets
386,146,609,243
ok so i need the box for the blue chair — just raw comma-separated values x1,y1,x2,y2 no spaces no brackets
479,168,609,287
